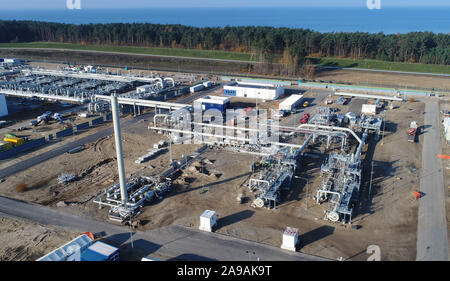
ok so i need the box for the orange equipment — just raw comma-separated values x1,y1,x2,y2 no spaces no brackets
80,232,95,240
413,191,424,200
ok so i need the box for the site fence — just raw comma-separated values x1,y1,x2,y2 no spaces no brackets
76,122,90,131
55,127,74,138
91,117,104,126
298,81,434,97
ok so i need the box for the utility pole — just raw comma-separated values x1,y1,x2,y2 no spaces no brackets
369,161,374,200
129,215,134,250
169,132,173,164
381,110,386,145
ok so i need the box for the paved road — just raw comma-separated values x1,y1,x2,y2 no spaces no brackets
416,100,449,261
0,195,326,261
2,47,257,64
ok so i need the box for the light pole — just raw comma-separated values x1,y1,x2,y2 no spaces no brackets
295,176,309,210
169,132,173,164
369,161,374,200
382,110,386,145
129,215,134,250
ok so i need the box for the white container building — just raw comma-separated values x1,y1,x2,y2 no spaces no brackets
281,227,299,252
223,81,284,100
190,83,205,93
3,58,21,64
443,117,450,144
278,94,304,111
361,104,377,115
199,210,217,232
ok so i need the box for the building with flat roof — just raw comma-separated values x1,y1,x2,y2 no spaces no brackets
223,81,284,100
278,94,304,111
194,95,231,113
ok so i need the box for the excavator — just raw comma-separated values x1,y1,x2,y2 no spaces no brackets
30,111,64,126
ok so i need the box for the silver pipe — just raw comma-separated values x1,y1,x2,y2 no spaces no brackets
111,93,128,205
354,128,369,160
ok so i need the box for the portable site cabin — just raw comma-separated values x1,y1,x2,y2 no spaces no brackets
199,210,217,232
444,117,450,144
190,83,205,93
281,227,299,252
361,104,377,115
278,94,304,111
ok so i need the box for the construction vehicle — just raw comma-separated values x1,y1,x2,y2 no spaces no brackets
408,121,418,143
303,101,309,107
335,96,347,105
4,135,25,146
300,113,310,124
32,111,64,126
36,111,52,124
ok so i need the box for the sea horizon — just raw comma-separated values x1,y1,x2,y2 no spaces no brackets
0,7,449,34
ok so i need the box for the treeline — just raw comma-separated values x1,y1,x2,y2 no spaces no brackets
1,20,449,71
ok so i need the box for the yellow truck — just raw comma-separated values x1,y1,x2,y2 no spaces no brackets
4,136,25,146
303,101,310,107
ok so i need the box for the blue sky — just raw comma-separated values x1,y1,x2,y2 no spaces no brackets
1,0,449,9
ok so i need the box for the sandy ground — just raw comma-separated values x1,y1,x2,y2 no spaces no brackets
313,68,450,92
0,95,426,260
0,216,78,261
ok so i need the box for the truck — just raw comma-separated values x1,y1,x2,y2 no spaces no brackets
408,121,418,143
4,135,25,146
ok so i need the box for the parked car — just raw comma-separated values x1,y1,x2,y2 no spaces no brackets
274,110,289,118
